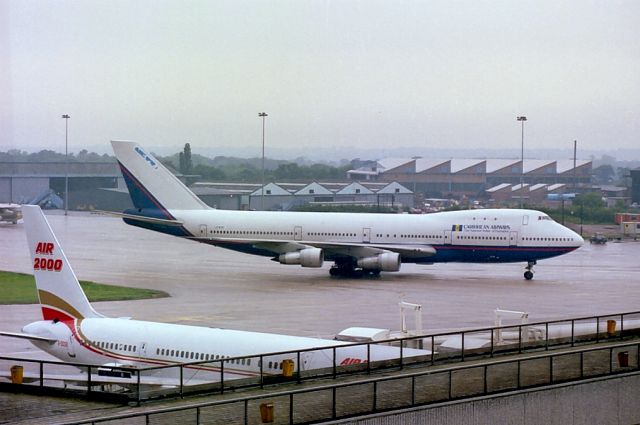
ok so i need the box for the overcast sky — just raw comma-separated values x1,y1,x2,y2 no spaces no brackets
1,0,639,159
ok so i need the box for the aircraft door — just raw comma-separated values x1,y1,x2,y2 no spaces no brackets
509,231,518,247
294,226,302,241
139,342,148,358
443,230,452,245
67,335,76,358
362,228,371,243
199,224,208,237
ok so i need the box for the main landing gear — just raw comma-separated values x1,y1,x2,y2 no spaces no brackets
329,258,381,278
524,260,536,280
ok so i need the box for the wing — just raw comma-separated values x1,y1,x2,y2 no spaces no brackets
235,239,436,260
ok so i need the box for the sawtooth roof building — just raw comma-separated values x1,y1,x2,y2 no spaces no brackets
347,158,592,200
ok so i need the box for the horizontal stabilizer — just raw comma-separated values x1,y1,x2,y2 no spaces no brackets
96,210,184,226
0,331,57,343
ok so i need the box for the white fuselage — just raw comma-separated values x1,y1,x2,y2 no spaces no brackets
24,317,425,382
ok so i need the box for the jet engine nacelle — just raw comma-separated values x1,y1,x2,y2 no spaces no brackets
279,248,324,268
357,252,401,272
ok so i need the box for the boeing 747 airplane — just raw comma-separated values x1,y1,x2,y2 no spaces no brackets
111,141,583,280
0,206,427,387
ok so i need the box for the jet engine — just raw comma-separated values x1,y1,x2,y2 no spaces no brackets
278,248,324,268
357,252,401,272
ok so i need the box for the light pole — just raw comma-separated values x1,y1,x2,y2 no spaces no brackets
517,116,527,208
259,112,268,210
62,114,71,215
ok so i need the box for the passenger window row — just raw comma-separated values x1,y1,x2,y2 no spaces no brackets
94,341,137,353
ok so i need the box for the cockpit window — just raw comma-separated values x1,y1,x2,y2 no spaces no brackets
538,215,553,221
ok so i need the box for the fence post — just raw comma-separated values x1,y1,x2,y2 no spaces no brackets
620,314,624,340
490,327,494,358
220,361,225,394
137,369,142,406
260,355,264,389
332,386,337,419
297,351,301,384
373,381,378,411
367,343,371,375
596,316,600,343
545,322,549,351
290,393,294,424
483,365,488,394
461,331,465,362
39,362,43,388
431,335,436,365
411,375,416,405
332,347,337,379
87,365,92,395
571,319,575,347
180,365,184,398
518,325,522,354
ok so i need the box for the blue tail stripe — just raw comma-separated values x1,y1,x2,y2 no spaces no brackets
118,162,173,219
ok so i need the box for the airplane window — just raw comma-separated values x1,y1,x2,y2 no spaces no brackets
181,351,185,357
156,348,159,355
242,359,246,365
247,359,251,366
268,361,273,368
190,352,194,359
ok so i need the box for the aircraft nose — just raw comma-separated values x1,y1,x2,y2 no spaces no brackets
569,228,584,247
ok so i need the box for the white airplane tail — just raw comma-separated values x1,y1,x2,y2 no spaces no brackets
111,140,209,213
22,205,102,321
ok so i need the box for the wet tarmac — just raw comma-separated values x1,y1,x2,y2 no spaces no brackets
1,211,640,361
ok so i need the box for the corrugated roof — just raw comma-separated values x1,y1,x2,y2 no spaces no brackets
336,182,374,195
377,182,412,194
486,183,512,193
523,160,555,173
511,184,530,191
485,159,519,173
450,159,485,173
529,184,547,191
294,182,334,195
415,158,449,172
377,158,414,172
249,183,291,196
556,160,591,173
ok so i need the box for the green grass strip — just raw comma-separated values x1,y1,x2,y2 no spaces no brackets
0,271,169,305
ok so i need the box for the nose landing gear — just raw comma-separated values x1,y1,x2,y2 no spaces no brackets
524,261,536,280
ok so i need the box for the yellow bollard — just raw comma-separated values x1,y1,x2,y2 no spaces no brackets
259,402,274,423
10,365,23,384
607,320,617,336
281,359,295,377
618,351,629,367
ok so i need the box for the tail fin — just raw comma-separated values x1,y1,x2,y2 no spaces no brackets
22,205,102,321
111,140,209,213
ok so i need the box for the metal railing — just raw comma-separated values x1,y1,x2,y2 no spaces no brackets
62,340,640,425
2,310,639,403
